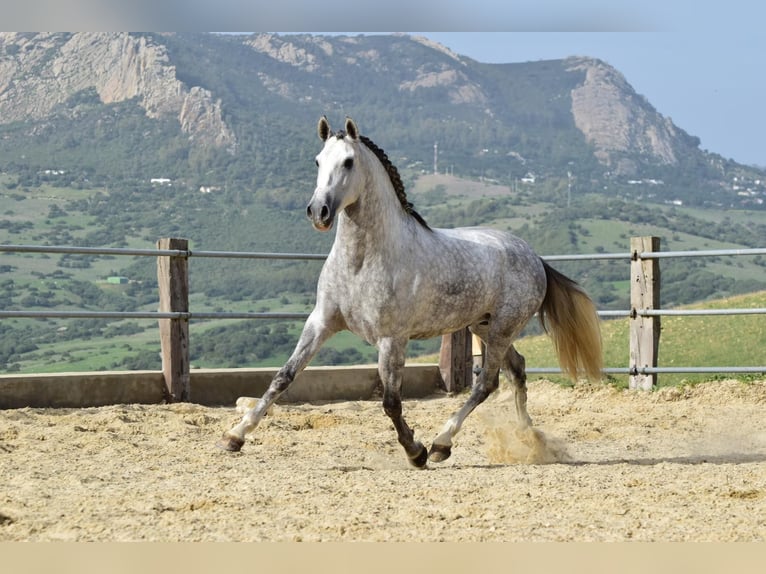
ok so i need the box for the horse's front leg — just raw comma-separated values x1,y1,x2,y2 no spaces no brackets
378,337,428,468
218,312,335,452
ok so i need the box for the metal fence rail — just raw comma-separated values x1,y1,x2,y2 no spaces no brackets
1,240,765,387
2,242,763,322
0,310,313,320
0,243,328,260
528,366,766,375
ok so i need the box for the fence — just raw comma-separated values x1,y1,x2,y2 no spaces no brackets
440,236,766,392
1,237,765,401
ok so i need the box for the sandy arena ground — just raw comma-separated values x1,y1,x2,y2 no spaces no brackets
1,378,765,541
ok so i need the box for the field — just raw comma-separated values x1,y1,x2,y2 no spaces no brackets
514,290,766,387
2,173,765,374
1,378,765,541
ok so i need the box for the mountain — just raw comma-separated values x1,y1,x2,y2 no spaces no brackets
2,32,765,373
1,32,763,208
0,32,235,152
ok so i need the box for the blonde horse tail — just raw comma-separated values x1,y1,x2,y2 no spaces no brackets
538,261,603,382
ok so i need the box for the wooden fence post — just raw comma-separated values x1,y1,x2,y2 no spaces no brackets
157,237,190,402
439,327,472,393
629,236,661,390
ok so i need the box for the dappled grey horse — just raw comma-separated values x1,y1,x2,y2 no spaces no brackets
219,116,602,467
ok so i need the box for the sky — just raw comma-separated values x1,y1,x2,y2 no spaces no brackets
5,1,765,167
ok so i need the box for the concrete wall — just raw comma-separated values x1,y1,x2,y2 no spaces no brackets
0,364,445,409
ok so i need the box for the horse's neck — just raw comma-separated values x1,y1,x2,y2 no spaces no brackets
334,158,414,265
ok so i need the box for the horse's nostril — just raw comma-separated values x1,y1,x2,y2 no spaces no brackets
306,205,313,219
320,205,330,221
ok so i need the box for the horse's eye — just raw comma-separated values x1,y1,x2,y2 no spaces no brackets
343,158,354,169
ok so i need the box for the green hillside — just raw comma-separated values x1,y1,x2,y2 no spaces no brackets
2,172,766,374
513,290,766,388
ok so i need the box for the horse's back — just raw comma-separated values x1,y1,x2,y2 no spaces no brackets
435,226,545,281
405,225,547,331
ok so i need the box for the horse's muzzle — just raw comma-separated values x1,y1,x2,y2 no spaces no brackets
306,199,336,231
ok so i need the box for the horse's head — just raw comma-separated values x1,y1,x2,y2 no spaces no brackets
307,116,364,232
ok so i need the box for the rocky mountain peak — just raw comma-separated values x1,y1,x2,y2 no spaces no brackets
567,56,682,174
0,32,236,153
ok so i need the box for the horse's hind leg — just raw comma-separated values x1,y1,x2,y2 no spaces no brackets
504,345,533,428
429,345,503,463
378,337,428,468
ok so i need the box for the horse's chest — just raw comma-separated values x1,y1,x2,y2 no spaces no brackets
340,274,398,315
329,268,408,333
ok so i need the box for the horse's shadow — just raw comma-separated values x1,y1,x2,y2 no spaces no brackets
453,451,766,469
574,452,766,466
327,451,766,472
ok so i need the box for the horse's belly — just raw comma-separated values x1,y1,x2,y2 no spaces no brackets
338,300,460,344
406,304,486,339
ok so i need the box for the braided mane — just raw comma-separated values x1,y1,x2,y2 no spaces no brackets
325,129,428,230
358,135,431,230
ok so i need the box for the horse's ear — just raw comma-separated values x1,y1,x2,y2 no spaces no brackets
345,117,359,140
317,116,331,141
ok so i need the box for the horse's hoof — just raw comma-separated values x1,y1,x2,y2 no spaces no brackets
217,433,245,452
407,442,428,468
428,443,452,463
